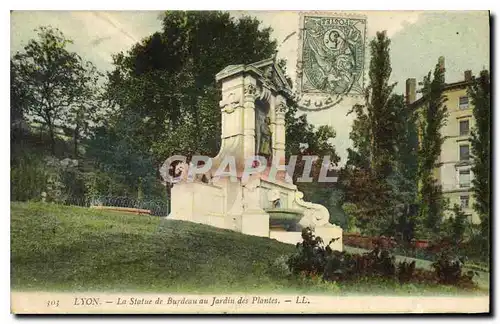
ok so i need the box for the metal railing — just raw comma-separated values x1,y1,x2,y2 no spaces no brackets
61,195,171,217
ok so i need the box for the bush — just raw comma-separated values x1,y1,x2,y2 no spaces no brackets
432,251,477,287
440,204,468,245
288,228,403,283
397,260,416,284
43,157,85,204
460,233,489,265
286,228,478,289
286,228,336,277
267,255,292,279
11,152,87,204
11,151,48,201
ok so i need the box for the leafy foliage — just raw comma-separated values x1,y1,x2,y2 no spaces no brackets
11,26,103,155
287,228,477,288
365,32,398,178
287,229,401,282
340,32,419,236
10,150,48,201
104,11,277,164
389,93,419,240
11,13,343,208
10,151,85,203
95,11,341,200
416,59,449,237
445,204,469,245
397,260,416,284
468,70,490,242
432,252,476,286
286,227,339,277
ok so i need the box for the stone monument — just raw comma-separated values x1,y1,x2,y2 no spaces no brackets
165,58,343,251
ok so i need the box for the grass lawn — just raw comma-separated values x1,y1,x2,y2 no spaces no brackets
11,202,488,295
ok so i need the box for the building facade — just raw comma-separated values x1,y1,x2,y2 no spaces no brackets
407,60,480,225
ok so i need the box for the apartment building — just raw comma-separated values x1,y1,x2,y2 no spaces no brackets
406,58,480,224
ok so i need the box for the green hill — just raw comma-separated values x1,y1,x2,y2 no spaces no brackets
11,202,487,295
11,202,294,293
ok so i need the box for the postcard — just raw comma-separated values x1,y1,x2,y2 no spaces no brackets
10,10,490,314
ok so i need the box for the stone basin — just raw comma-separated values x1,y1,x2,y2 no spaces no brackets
265,208,304,232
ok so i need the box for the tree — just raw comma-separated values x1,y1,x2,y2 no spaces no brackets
345,104,371,170
104,12,277,166
92,11,337,200
285,100,340,176
448,204,468,245
365,31,398,178
63,61,104,157
99,11,342,201
11,26,102,156
85,116,163,198
340,31,402,235
284,100,343,226
391,93,419,240
417,59,449,237
468,70,490,238
10,65,26,128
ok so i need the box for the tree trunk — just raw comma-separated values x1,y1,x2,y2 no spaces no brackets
73,125,79,158
48,123,56,155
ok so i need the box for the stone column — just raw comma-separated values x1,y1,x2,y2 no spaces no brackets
242,80,257,168
273,95,287,166
218,77,244,140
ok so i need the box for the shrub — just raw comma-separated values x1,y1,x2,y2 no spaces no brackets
44,157,85,203
440,204,468,246
286,228,335,277
460,233,489,265
286,228,478,289
11,151,47,201
267,255,292,278
397,260,416,284
288,228,398,282
372,248,397,278
431,251,476,286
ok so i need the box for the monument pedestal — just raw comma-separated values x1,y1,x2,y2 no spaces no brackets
241,210,270,237
168,181,225,229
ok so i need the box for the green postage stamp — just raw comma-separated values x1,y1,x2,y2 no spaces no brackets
296,12,367,111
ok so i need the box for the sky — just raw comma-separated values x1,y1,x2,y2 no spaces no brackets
10,10,490,165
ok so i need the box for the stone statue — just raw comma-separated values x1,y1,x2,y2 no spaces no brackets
258,116,272,158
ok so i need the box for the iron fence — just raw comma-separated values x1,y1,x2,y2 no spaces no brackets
61,195,171,217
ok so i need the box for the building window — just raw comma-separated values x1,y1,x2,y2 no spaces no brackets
459,120,470,136
460,195,470,209
459,144,470,161
459,96,469,109
459,170,471,188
